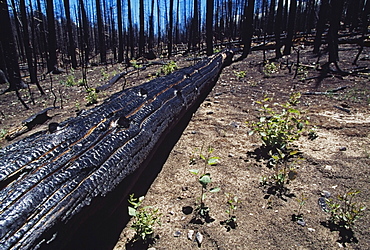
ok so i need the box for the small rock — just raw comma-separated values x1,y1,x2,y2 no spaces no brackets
191,131,197,134
318,197,328,212
337,242,344,248
195,232,203,245
307,228,316,232
173,231,182,237
322,190,331,198
228,153,235,157
148,248,156,250
206,111,214,115
339,146,347,151
169,211,175,215
324,165,332,170
331,185,338,189
187,230,194,240
297,218,306,226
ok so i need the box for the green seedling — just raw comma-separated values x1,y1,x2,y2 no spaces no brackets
100,68,109,81
160,61,178,75
326,189,366,230
263,61,278,77
234,70,246,79
128,194,161,242
221,193,240,231
0,128,7,139
189,146,220,220
65,75,77,86
85,88,98,105
293,193,308,224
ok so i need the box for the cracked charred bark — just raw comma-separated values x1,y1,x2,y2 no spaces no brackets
0,51,233,250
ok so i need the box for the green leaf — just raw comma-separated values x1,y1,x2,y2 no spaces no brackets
128,207,137,217
199,174,211,186
189,169,199,175
208,157,220,165
210,187,221,193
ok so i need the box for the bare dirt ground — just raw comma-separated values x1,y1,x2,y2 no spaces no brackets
1,42,369,250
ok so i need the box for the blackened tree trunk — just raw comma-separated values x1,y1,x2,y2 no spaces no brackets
63,0,78,69
139,0,145,57
128,0,134,59
96,0,106,63
192,0,199,50
20,0,45,95
117,0,124,63
206,0,214,56
274,0,284,59
46,0,58,73
240,0,255,59
168,0,174,58
283,0,297,55
149,0,155,52
267,0,276,34
328,0,344,64
0,0,29,108
78,0,89,65
313,0,329,54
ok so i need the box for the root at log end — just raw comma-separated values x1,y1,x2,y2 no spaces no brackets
0,50,233,250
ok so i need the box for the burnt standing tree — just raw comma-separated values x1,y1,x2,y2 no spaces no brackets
20,0,44,95
168,0,174,58
206,0,214,56
0,0,28,108
283,0,297,55
63,0,78,69
46,0,59,73
240,0,255,59
96,0,107,63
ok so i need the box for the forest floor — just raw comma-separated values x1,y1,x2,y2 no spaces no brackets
1,42,370,250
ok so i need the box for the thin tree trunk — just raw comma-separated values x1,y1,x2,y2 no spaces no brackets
168,0,174,58
96,0,106,63
283,0,297,55
64,0,78,69
0,0,29,109
46,0,58,73
328,0,344,64
128,0,134,59
274,0,283,59
313,0,329,54
206,0,214,56
117,0,124,62
20,0,44,95
240,0,255,59
139,0,145,57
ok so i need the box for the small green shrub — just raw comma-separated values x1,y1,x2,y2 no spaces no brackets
0,128,7,139
128,194,161,242
65,75,77,86
248,92,308,154
189,146,220,219
326,189,366,230
85,88,98,105
234,70,246,79
161,61,178,75
263,61,278,77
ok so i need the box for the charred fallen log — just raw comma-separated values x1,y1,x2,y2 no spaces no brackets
0,50,233,249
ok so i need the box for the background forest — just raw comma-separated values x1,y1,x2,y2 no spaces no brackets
0,0,369,108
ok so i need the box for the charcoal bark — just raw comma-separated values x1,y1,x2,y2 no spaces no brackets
0,51,233,249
